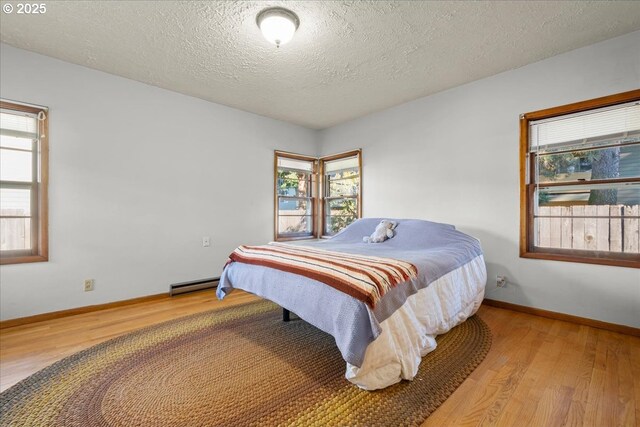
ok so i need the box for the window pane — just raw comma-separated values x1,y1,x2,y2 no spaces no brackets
535,183,639,253
277,171,311,197
325,215,357,235
0,148,32,182
326,198,358,235
327,171,359,196
0,188,31,216
0,217,31,250
537,144,640,183
537,182,640,209
0,135,33,151
278,197,312,216
326,198,358,213
278,215,313,235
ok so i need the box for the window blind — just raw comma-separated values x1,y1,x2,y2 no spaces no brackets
0,111,38,140
324,156,358,173
530,102,640,152
277,157,313,172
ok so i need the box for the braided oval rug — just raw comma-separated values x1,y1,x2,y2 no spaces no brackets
0,300,491,427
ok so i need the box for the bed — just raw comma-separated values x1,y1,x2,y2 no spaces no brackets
217,218,486,390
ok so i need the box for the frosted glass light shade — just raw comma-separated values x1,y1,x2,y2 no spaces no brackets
256,7,299,47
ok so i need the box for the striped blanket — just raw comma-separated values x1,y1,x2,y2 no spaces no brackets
225,242,418,308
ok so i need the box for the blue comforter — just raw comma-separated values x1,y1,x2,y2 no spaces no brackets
217,218,483,367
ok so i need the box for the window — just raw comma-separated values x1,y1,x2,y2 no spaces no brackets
275,153,317,239
0,101,49,264
275,150,361,240
520,90,640,268
321,152,361,236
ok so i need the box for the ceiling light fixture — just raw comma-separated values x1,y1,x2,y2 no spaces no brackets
256,7,300,48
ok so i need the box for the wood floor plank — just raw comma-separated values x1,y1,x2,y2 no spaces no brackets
585,367,607,427
497,330,565,426
627,335,640,425
603,332,623,426
1,290,638,427
616,337,635,427
473,330,548,426
527,385,573,427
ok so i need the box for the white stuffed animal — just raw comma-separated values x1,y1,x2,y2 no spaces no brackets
363,220,398,243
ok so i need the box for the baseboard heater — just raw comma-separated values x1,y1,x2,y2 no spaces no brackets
170,277,220,296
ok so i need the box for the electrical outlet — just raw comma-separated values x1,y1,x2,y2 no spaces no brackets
496,275,507,288
202,236,211,247
84,279,95,292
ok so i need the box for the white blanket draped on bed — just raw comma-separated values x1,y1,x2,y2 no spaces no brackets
345,254,485,389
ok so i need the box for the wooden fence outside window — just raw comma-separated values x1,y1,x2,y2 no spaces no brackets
537,205,640,253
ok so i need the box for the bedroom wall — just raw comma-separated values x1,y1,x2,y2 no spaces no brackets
319,31,640,328
0,44,318,321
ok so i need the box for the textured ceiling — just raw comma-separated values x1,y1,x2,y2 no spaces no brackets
1,1,640,129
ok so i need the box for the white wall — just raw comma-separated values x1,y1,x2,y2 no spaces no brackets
0,44,318,320
320,31,640,327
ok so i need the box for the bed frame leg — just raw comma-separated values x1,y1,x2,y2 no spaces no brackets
282,308,290,322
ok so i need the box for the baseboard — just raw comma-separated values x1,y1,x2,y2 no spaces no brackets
0,292,171,330
482,298,640,337
170,277,219,296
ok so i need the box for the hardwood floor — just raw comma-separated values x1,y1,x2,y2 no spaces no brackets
1,290,637,426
